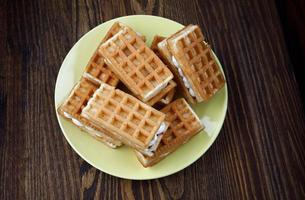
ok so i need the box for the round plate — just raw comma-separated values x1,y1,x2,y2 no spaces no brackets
55,15,228,180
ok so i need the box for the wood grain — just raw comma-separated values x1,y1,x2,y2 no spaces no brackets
275,0,305,102
1,0,305,199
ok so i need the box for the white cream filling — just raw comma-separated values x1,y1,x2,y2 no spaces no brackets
84,126,118,146
157,40,167,48
143,78,171,101
64,112,84,127
84,125,118,148
72,118,84,127
63,112,72,119
105,142,117,148
64,112,118,148
172,56,196,97
160,98,168,104
82,72,101,84
143,122,168,156
84,125,100,137
160,92,172,104
136,148,170,166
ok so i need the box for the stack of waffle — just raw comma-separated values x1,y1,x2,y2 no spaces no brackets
57,22,225,167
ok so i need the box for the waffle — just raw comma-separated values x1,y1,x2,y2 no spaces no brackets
83,51,119,86
150,35,165,57
149,35,176,106
159,86,175,104
82,23,138,86
57,78,123,148
81,83,168,156
165,25,225,103
135,98,204,167
99,26,173,102
82,22,146,87
157,27,197,103
102,22,146,43
146,80,176,106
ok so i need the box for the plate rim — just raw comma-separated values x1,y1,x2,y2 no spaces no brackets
54,15,228,180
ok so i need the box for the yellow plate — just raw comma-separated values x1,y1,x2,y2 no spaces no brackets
55,15,228,180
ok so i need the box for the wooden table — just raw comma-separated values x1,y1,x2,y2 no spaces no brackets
1,0,304,199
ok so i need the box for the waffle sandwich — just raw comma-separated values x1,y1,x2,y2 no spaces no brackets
81,83,169,156
157,25,225,103
83,22,147,87
99,25,173,102
147,35,176,106
146,80,176,106
57,21,225,168
83,51,120,86
102,22,146,43
135,98,204,167
57,78,123,148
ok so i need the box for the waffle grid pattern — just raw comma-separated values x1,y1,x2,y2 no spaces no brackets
159,99,202,147
147,80,176,106
100,28,172,99
102,22,146,43
84,52,119,86
83,84,165,145
102,22,123,43
174,27,225,98
63,78,97,115
58,79,123,148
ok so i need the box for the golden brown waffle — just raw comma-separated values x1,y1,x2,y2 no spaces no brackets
149,35,176,105
150,35,165,57
82,23,139,87
99,26,173,102
156,26,197,103
57,78,123,148
146,80,176,106
159,86,175,104
135,98,204,167
83,51,119,86
167,25,225,102
82,22,146,87
81,83,167,155
102,22,146,43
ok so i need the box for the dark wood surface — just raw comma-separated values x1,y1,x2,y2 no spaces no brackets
275,0,305,101
1,0,305,199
